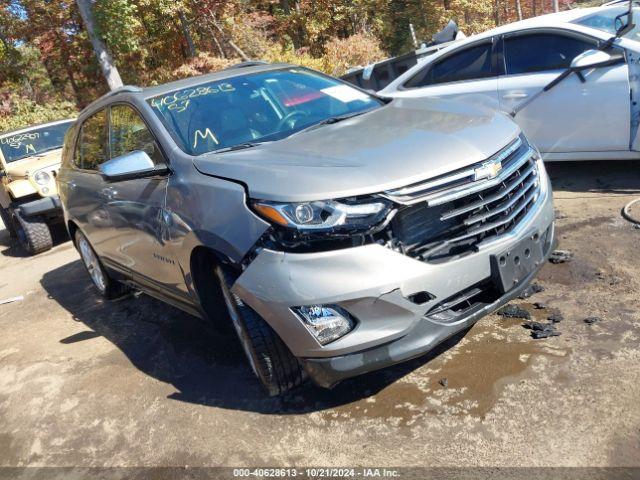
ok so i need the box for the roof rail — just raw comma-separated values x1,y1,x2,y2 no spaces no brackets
78,85,143,117
104,85,143,97
224,61,270,70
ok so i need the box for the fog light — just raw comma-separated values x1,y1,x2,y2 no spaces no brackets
292,305,354,345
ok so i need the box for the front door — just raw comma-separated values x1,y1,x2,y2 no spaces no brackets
498,31,631,154
101,104,179,297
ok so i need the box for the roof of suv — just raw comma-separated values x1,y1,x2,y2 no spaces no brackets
90,63,292,105
77,62,294,118
143,62,292,98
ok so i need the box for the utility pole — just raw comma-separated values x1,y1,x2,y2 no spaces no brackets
553,0,559,12
409,23,418,49
75,0,123,91
179,11,196,58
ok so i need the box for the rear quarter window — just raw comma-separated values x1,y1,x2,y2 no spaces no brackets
404,42,494,88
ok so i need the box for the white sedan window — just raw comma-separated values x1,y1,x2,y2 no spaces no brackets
404,42,494,88
504,33,596,75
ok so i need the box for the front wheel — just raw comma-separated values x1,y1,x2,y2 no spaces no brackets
12,209,52,255
214,266,307,396
0,206,17,239
75,230,129,299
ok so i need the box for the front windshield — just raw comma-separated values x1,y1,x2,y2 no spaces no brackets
574,7,640,42
148,68,383,155
0,121,74,163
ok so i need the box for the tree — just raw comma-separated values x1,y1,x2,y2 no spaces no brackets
75,0,123,90
178,10,197,57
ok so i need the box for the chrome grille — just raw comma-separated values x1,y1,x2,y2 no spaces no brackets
386,136,541,262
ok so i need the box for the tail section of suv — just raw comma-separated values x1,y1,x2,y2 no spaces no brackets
58,64,554,395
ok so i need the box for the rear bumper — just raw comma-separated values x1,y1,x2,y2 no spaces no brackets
301,240,553,388
19,196,62,218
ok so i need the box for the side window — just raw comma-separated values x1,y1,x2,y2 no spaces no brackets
404,43,494,88
109,104,163,164
504,33,597,75
79,110,108,171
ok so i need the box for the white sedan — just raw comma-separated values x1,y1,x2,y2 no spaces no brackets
380,4,640,161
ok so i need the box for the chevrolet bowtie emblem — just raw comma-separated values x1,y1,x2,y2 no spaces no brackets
474,160,503,181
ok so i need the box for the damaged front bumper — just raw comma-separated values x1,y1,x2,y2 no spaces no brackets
18,195,62,218
231,175,555,388
302,248,552,388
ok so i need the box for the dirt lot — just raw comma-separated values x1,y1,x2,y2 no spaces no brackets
0,161,639,469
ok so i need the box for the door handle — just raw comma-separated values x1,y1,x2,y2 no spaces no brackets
503,92,529,100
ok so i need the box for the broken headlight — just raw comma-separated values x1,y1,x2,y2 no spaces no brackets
251,198,392,232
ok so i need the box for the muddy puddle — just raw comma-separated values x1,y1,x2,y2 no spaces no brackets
537,253,602,287
324,317,570,425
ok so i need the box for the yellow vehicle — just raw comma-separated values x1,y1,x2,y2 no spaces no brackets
0,119,75,255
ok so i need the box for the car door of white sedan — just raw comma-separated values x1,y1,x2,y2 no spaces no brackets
389,39,501,111
498,31,631,155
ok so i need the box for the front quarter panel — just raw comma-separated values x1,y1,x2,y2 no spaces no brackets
164,160,270,298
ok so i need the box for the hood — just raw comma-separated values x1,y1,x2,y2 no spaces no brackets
4,149,62,178
193,97,520,202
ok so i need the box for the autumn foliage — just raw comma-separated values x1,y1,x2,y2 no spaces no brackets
1,0,587,131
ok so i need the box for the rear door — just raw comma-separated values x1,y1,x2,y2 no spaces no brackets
389,39,501,110
498,30,630,154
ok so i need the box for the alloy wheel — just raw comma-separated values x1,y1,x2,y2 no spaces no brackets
78,235,107,293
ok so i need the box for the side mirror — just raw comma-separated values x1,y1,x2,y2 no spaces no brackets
570,49,616,70
99,150,167,182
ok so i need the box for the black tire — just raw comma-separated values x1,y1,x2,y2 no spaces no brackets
214,266,307,396
0,206,17,238
75,229,130,300
12,209,52,255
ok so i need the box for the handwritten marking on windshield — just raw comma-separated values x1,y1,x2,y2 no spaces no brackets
1,132,40,149
193,128,219,149
152,83,236,114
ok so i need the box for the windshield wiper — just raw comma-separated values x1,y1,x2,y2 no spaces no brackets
34,146,62,156
214,141,267,154
4,145,61,162
292,110,373,136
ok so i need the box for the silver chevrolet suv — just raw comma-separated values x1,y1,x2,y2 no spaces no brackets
58,63,555,396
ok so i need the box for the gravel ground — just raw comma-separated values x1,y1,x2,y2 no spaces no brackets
0,161,639,469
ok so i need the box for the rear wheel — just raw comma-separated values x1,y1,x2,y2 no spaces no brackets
213,266,307,396
75,230,129,299
0,206,17,238
12,209,52,255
